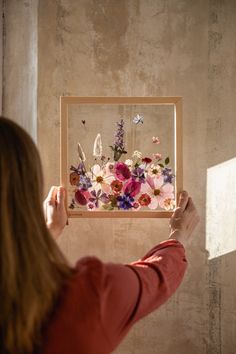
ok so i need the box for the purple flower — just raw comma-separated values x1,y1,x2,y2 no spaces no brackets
131,167,145,183
89,189,109,207
70,162,86,175
110,119,127,161
162,168,175,183
117,194,134,210
162,167,172,175
79,175,92,190
114,119,125,150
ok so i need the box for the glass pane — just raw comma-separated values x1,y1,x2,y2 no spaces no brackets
67,104,175,212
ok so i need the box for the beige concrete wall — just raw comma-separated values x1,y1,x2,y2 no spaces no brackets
3,0,236,353
37,1,236,353
2,0,38,140
0,0,3,114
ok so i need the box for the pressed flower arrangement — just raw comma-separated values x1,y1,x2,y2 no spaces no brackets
68,118,175,212
60,96,183,218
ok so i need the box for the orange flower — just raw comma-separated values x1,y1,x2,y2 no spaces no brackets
111,179,123,193
70,172,80,186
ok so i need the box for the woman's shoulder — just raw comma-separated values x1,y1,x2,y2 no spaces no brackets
62,256,106,301
74,256,105,282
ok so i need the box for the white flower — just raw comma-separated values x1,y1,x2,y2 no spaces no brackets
132,150,142,159
148,164,162,178
133,114,144,124
163,198,175,210
90,164,115,193
125,159,134,168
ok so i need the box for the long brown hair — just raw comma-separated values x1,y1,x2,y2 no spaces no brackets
0,117,72,354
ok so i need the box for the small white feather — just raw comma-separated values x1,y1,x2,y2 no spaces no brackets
93,133,102,158
77,142,86,162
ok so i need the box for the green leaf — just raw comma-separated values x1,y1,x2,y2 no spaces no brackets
158,163,164,168
103,204,114,211
165,157,170,165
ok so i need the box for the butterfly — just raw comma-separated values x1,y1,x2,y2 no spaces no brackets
82,120,86,125
133,114,144,124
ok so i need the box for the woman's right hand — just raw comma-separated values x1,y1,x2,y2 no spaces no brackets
169,191,200,246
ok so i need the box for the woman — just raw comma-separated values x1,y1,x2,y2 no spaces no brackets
0,116,199,354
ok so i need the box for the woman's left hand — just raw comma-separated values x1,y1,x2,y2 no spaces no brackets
44,186,68,240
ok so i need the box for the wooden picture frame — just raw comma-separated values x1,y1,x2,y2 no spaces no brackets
60,96,183,218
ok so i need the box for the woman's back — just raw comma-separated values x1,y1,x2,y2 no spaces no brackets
0,117,199,354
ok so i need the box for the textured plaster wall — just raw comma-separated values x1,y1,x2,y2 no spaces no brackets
2,0,236,353
2,0,38,140
0,0,2,114
37,1,236,353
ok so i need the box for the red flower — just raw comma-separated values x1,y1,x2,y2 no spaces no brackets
75,189,88,205
111,180,123,193
123,180,141,197
142,157,152,164
114,162,131,181
138,193,151,206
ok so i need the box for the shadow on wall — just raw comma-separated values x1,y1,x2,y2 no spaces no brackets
206,154,236,353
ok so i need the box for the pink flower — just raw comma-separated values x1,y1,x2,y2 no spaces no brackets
114,162,131,181
87,202,96,210
103,162,115,175
123,180,141,197
141,175,174,209
152,136,160,144
152,153,162,161
133,201,141,210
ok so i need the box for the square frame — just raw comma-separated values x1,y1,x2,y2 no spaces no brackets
60,96,183,218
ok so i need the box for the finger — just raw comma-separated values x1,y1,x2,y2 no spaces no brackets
186,197,196,213
57,187,65,206
45,186,58,206
172,207,183,218
178,191,189,211
45,204,55,224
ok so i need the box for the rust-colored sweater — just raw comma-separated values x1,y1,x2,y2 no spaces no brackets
42,239,187,354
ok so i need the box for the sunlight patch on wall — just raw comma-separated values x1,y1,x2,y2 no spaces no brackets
206,157,236,259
